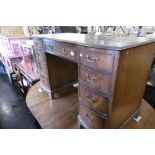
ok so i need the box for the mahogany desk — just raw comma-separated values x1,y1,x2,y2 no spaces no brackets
32,34,155,129
26,82,155,129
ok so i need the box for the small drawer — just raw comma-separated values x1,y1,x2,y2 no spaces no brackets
79,46,115,74
34,39,43,48
79,65,112,95
43,40,76,60
37,51,46,62
79,84,109,114
38,62,48,75
40,74,50,90
79,99,106,128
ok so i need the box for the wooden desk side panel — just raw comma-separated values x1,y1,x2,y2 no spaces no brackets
46,52,78,94
111,43,155,128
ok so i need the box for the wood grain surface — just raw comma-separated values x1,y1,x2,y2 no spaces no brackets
26,82,155,129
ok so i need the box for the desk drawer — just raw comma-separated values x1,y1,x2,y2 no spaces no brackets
79,99,106,128
79,65,112,95
79,46,114,74
79,84,109,114
37,51,46,62
43,40,76,60
38,62,48,75
40,74,50,90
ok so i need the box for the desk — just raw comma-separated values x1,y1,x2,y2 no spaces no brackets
32,33,155,129
26,82,155,129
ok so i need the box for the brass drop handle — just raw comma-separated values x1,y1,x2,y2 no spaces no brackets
86,74,96,83
63,48,68,54
85,113,94,122
48,44,53,50
85,93,96,102
86,55,97,63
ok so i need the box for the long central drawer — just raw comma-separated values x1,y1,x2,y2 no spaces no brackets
43,39,77,61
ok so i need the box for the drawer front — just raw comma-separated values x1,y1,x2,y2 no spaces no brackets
79,65,112,95
34,39,43,48
40,74,50,90
43,40,76,60
37,51,46,62
79,46,114,74
79,84,108,114
79,99,106,128
38,62,48,75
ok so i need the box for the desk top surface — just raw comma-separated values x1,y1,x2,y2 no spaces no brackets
33,33,155,50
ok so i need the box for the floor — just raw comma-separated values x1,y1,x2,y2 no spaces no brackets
0,65,37,129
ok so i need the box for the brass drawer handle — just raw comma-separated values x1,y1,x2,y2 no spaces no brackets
86,74,97,83
63,48,68,54
48,45,53,50
70,51,74,56
85,113,94,122
86,55,97,63
85,93,96,102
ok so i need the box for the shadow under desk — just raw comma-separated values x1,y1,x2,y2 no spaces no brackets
26,82,155,129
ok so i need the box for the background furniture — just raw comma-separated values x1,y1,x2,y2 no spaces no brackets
0,26,29,37
0,36,34,82
33,33,155,129
12,58,39,96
